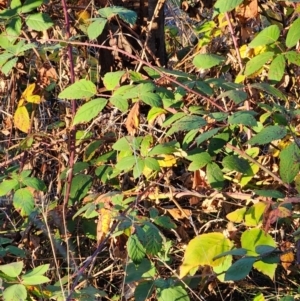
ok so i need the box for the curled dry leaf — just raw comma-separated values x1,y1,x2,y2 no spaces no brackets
125,101,140,135
167,208,191,221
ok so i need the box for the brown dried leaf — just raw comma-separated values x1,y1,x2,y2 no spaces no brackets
125,101,140,135
280,241,294,273
236,0,258,20
167,208,191,221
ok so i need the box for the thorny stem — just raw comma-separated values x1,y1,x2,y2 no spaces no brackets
225,12,243,72
42,38,226,112
65,179,161,301
61,0,77,294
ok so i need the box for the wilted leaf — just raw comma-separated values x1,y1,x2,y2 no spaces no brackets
97,208,112,243
125,102,140,135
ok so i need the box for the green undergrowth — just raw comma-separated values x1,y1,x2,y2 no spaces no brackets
0,0,300,300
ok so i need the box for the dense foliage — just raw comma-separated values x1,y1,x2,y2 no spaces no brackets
0,0,300,300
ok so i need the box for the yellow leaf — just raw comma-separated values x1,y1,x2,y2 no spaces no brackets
22,83,41,104
226,207,247,223
14,106,30,133
75,10,91,24
180,233,233,278
157,154,177,167
97,208,112,243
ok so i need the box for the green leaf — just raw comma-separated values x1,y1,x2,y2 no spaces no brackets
22,177,46,191
244,202,267,226
67,174,93,203
112,136,141,151
244,52,274,76
103,71,125,91
99,6,137,25
285,51,300,66
224,256,256,281
22,275,50,285
196,128,221,145
248,125,287,145
213,0,243,15
0,261,23,277
286,17,300,48
222,155,251,173
87,17,107,40
60,162,89,180
72,98,107,126
241,228,277,279
254,189,285,198
251,82,287,101
268,54,285,82
140,92,162,107
0,179,19,196
154,216,176,230
110,95,128,112
125,258,155,283
157,285,190,301
206,162,224,190
133,158,145,179
144,224,162,255
6,16,21,42
127,234,146,264
228,111,257,127
280,142,300,184
148,143,177,156
1,57,18,75
249,25,280,48
19,0,43,13
58,79,97,99
193,54,225,69
116,155,136,172
3,284,27,301
226,207,247,223
180,233,233,278
213,248,247,260
144,157,160,171
25,13,53,31
217,89,248,104
187,152,211,171
167,115,206,136
84,140,103,161
135,281,155,301
23,264,49,277
13,188,34,216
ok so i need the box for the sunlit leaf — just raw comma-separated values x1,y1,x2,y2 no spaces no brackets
249,25,280,48
193,54,225,69
180,233,233,278
14,106,30,133
248,125,287,145
13,188,34,216
72,98,107,126
58,79,97,99
244,52,274,76
241,228,277,279
286,17,300,48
